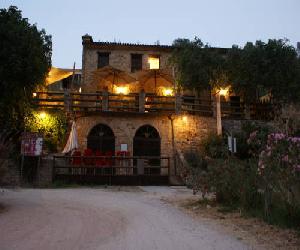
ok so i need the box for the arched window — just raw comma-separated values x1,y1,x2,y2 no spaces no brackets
87,124,115,153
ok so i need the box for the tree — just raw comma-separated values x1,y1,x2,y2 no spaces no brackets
0,6,52,130
228,39,300,103
170,37,226,93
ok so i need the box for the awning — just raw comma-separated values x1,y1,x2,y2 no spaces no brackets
46,67,73,86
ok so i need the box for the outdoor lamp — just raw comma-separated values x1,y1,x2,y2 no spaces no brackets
163,88,173,96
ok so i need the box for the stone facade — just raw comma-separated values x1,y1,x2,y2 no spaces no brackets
81,35,173,93
76,35,217,178
76,113,216,174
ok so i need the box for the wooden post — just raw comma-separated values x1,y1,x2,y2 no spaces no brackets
168,115,176,176
244,103,251,119
216,93,222,136
139,90,145,113
137,159,144,175
64,89,71,113
102,89,109,111
175,93,182,114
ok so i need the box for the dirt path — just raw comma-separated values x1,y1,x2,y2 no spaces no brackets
0,187,249,250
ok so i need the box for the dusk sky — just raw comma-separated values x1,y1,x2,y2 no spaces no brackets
1,0,299,68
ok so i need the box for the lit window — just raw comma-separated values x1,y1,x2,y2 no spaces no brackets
148,55,160,69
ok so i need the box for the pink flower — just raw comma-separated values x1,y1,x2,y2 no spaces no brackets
282,155,289,162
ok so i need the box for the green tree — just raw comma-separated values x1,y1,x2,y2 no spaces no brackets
170,37,227,93
228,39,300,103
0,6,52,130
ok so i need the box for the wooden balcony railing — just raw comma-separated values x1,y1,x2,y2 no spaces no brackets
32,91,274,120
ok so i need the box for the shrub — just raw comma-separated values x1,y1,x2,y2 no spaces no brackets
25,111,67,152
183,150,210,198
207,157,261,209
201,133,228,159
257,133,300,221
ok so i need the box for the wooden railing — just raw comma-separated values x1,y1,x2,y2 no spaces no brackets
53,155,170,184
32,91,274,120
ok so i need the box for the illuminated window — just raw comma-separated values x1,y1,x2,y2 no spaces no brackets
131,54,143,72
148,55,160,69
97,52,110,68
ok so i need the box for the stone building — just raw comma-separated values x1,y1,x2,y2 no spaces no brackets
74,35,216,178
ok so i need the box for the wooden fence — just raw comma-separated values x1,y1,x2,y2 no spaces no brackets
53,155,170,185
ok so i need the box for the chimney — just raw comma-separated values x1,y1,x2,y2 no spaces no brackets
82,34,93,45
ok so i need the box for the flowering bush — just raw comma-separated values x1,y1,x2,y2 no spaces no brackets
248,131,300,222
259,133,300,174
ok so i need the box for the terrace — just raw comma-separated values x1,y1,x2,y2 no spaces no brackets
32,90,273,120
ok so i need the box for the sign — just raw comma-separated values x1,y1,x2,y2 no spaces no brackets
21,132,43,156
120,143,128,151
228,136,237,153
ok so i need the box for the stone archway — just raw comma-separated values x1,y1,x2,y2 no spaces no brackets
87,123,115,153
133,125,161,157
133,125,161,173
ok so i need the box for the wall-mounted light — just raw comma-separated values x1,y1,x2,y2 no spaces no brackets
39,111,47,119
115,86,129,95
219,87,229,97
79,87,82,93
33,92,37,97
163,88,173,96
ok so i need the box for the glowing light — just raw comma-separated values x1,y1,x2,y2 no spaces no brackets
148,57,160,69
39,112,47,119
182,116,188,122
79,87,82,93
115,86,129,95
219,87,229,96
163,88,173,96
32,92,37,97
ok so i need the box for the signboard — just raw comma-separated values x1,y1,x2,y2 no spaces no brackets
21,132,43,156
227,136,237,153
120,143,128,151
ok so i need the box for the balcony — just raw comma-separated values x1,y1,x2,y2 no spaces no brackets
32,91,274,120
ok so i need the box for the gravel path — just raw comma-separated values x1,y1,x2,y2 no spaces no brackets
0,187,249,250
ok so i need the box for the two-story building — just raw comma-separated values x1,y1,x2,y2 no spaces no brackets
71,35,216,179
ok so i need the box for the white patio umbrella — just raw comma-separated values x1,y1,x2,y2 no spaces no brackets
62,121,79,154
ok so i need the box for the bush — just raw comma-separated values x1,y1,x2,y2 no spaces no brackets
201,133,228,159
25,110,67,152
184,127,300,230
207,157,261,209
183,150,210,198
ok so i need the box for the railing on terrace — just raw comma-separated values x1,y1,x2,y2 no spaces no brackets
53,155,170,184
32,91,274,119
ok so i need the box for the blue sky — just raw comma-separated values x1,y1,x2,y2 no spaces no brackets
1,0,299,68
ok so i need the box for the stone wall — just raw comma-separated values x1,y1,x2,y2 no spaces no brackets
76,113,216,174
0,159,20,186
82,46,173,93
36,156,53,186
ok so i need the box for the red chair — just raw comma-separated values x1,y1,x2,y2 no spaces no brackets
105,151,113,166
95,150,105,167
83,148,94,166
71,150,82,165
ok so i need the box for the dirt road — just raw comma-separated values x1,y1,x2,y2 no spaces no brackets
0,187,249,250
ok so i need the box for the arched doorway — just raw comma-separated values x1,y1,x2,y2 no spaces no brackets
133,125,161,173
87,124,115,153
